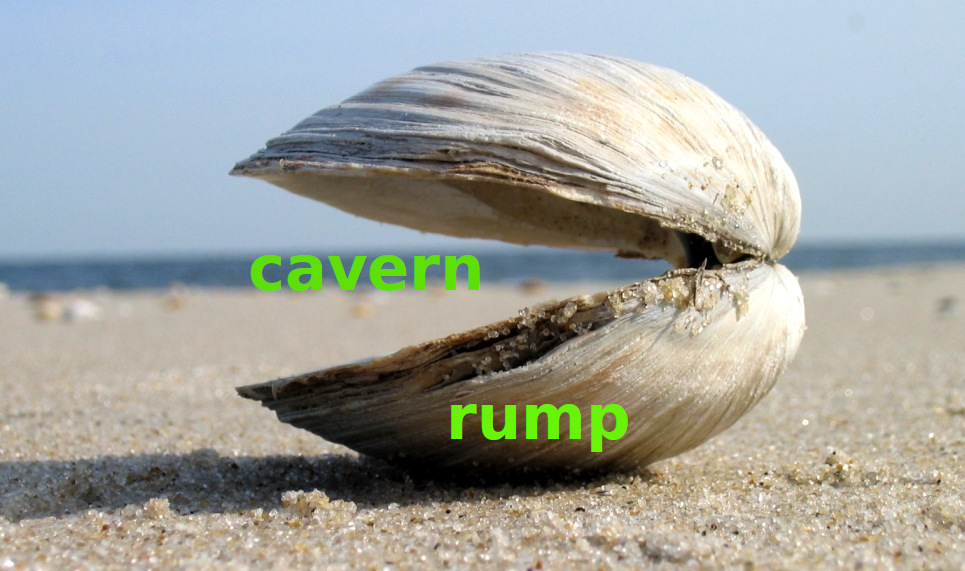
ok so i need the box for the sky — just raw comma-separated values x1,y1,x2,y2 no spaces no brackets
1,2,963,260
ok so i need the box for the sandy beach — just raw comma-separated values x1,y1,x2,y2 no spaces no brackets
1,265,962,568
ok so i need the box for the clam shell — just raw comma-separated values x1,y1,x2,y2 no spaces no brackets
232,53,806,472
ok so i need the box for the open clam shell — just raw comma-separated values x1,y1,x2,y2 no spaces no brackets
233,53,805,472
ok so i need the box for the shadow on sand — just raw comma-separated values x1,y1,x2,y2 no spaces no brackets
0,450,650,522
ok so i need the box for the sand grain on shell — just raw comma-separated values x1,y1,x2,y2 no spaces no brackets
0,268,963,568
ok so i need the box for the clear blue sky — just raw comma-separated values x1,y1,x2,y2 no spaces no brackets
1,2,963,259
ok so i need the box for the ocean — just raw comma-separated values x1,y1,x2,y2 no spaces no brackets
1,242,964,292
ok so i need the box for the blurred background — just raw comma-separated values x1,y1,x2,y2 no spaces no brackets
1,2,963,287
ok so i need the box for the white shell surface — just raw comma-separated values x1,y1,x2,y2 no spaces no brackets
238,262,805,471
233,53,801,264
233,53,807,472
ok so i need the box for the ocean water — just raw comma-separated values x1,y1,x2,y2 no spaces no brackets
1,243,964,292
